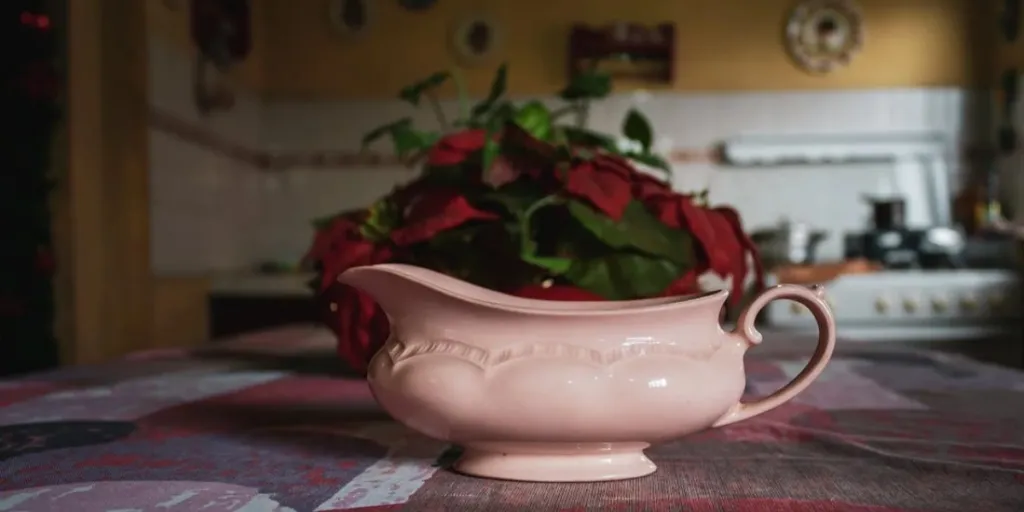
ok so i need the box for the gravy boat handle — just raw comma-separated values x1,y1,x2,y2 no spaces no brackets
712,284,837,428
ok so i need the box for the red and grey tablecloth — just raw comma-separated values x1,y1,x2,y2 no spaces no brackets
1,327,1022,511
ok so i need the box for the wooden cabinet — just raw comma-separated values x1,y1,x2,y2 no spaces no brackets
207,274,318,339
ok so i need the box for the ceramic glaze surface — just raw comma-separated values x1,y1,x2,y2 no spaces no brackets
340,263,836,482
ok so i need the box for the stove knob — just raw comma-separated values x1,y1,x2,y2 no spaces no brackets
959,295,978,312
931,297,949,314
874,297,890,315
902,298,918,314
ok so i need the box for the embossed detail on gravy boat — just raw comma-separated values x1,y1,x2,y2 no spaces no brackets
339,263,836,483
385,337,724,368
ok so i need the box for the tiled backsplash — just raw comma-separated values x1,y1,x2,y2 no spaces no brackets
149,37,265,276
149,37,994,276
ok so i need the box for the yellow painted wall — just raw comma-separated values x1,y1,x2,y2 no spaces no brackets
146,0,266,92
259,0,997,100
62,0,158,364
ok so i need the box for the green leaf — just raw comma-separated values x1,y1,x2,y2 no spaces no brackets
480,137,500,180
312,208,369,231
470,63,508,119
623,151,672,175
518,195,572,275
622,108,653,152
561,126,617,151
566,200,694,267
362,117,413,148
523,254,574,275
423,223,479,249
481,182,549,219
462,101,518,130
490,102,518,121
399,71,451,106
389,123,440,158
478,104,509,183
566,253,680,300
419,165,469,186
559,70,612,101
360,197,402,242
513,101,553,141
692,189,710,207
311,213,341,231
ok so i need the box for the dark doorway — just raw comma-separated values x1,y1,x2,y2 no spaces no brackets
0,0,64,376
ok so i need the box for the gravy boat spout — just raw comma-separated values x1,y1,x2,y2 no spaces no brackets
339,263,837,483
336,263,449,319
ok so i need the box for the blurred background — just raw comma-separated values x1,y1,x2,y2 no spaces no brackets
3,0,1023,375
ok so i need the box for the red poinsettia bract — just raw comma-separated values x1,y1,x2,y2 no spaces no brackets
427,129,487,166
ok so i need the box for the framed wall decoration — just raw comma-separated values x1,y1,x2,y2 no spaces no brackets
328,0,375,38
784,0,864,75
191,0,251,70
190,0,252,114
449,14,502,67
398,0,438,11
1002,0,1021,41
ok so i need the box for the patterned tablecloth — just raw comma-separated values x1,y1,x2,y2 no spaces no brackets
1,326,1023,512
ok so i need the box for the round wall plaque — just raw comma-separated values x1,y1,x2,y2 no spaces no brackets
784,0,864,74
328,0,375,38
449,14,502,67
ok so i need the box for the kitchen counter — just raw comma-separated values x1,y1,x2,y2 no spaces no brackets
209,272,315,297
207,272,318,339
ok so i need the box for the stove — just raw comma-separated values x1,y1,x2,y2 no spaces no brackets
763,269,1021,342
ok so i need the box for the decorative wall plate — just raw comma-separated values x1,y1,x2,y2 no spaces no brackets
328,0,374,38
784,0,864,74
191,0,252,69
449,14,502,67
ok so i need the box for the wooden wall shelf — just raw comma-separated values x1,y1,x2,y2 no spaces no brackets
568,23,675,84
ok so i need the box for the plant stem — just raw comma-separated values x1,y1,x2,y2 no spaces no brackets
403,149,428,169
520,195,561,256
451,68,470,121
575,100,591,128
549,104,578,121
426,91,450,131
551,126,567,146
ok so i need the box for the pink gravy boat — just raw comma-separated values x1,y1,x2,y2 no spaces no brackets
339,263,836,482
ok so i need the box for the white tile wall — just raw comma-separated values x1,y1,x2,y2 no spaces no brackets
149,36,995,274
148,37,267,276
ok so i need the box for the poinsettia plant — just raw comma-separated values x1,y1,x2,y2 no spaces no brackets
304,65,764,373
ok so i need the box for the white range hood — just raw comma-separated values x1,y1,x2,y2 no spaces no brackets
719,133,953,228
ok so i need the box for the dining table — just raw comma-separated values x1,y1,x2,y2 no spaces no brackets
1,325,1022,511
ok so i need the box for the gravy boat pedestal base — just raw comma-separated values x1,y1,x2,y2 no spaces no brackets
454,442,656,482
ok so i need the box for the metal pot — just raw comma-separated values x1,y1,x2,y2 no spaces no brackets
751,220,828,267
863,196,907,231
